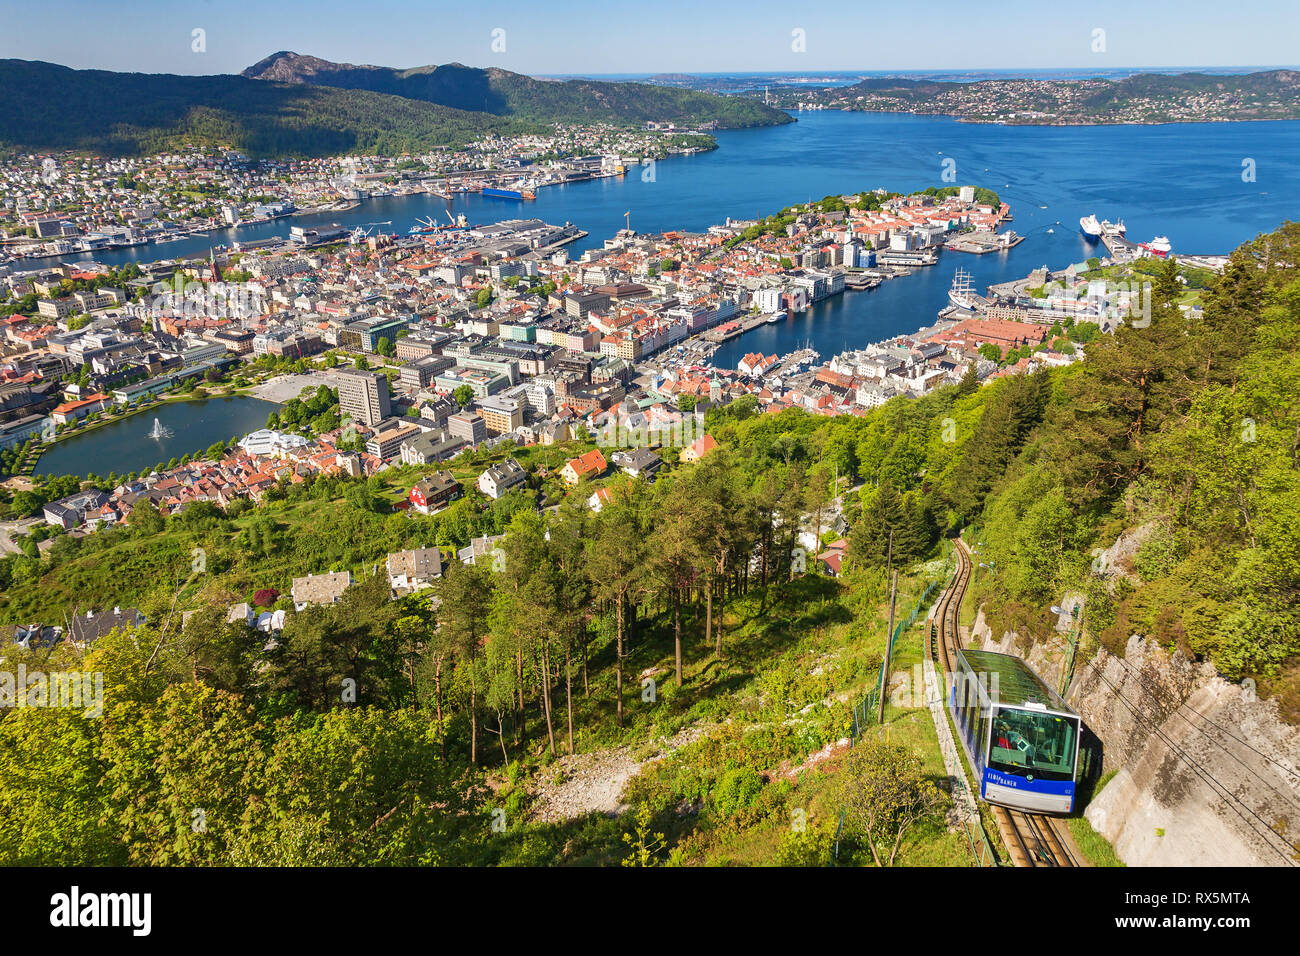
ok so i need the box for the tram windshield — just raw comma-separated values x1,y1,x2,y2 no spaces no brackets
989,707,1078,780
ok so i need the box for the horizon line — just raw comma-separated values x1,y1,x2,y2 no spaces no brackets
6,56,1297,79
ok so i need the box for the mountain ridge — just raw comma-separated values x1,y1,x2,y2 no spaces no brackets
239,51,795,127
0,55,791,158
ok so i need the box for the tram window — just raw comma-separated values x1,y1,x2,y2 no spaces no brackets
968,703,982,750
988,707,1078,779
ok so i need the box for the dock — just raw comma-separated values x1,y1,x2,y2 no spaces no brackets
945,230,1024,254
844,272,883,291
703,314,767,343
1100,233,1144,261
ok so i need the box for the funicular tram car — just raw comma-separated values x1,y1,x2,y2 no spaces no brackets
949,649,1081,814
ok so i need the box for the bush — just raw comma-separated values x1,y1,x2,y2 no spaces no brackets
775,825,834,866
713,767,763,819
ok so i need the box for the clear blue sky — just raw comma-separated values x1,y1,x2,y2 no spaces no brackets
1,0,1295,75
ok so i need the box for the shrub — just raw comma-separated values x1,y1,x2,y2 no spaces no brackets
713,767,763,819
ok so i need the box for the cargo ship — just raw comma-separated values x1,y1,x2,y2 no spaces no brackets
481,187,536,201
1079,214,1103,240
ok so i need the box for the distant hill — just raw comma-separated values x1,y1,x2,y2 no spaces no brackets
0,59,541,157
240,51,794,128
766,69,1300,124
835,69,1300,107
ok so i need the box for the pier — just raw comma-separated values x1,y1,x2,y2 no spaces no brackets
703,314,768,343
945,230,1024,254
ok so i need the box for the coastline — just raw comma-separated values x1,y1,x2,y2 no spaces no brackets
793,105,1300,127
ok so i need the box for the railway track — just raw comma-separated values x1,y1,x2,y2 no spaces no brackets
933,537,1078,868
992,805,1080,868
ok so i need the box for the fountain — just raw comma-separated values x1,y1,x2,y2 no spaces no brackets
148,417,173,440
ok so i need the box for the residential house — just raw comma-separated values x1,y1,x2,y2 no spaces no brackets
477,458,527,499
291,570,353,610
561,449,608,485
43,489,110,529
458,533,505,566
409,471,462,514
816,539,850,577
610,447,662,480
67,606,145,646
387,547,443,593
681,433,718,463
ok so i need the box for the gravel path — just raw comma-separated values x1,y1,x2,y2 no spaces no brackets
530,725,711,823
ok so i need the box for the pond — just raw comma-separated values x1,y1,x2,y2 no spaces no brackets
33,395,279,479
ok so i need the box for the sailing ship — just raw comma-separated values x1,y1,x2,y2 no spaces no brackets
948,268,979,310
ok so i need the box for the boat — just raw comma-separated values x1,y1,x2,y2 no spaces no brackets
1079,214,1103,239
766,310,787,325
1138,235,1172,258
482,187,526,200
1101,219,1126,236
948,267,979,309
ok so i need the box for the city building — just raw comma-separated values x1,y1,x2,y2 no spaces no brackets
365,421,421,460
335,368,391,426
400,433,467,466
477,394,524,435
447,410,488,444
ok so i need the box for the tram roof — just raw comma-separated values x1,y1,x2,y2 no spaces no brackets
957,649,1075,714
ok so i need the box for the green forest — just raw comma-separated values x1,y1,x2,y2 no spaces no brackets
0,57,790,158
242,52,796,130
0,223,1296,866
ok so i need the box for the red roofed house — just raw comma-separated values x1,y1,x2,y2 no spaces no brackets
681,433,717,463
816,539,849,577
51,393,109,425
561,449,607,486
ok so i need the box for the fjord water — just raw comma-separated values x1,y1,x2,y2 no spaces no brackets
51,111,1300,368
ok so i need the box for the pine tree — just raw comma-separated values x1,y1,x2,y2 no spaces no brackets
956,362,979,396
